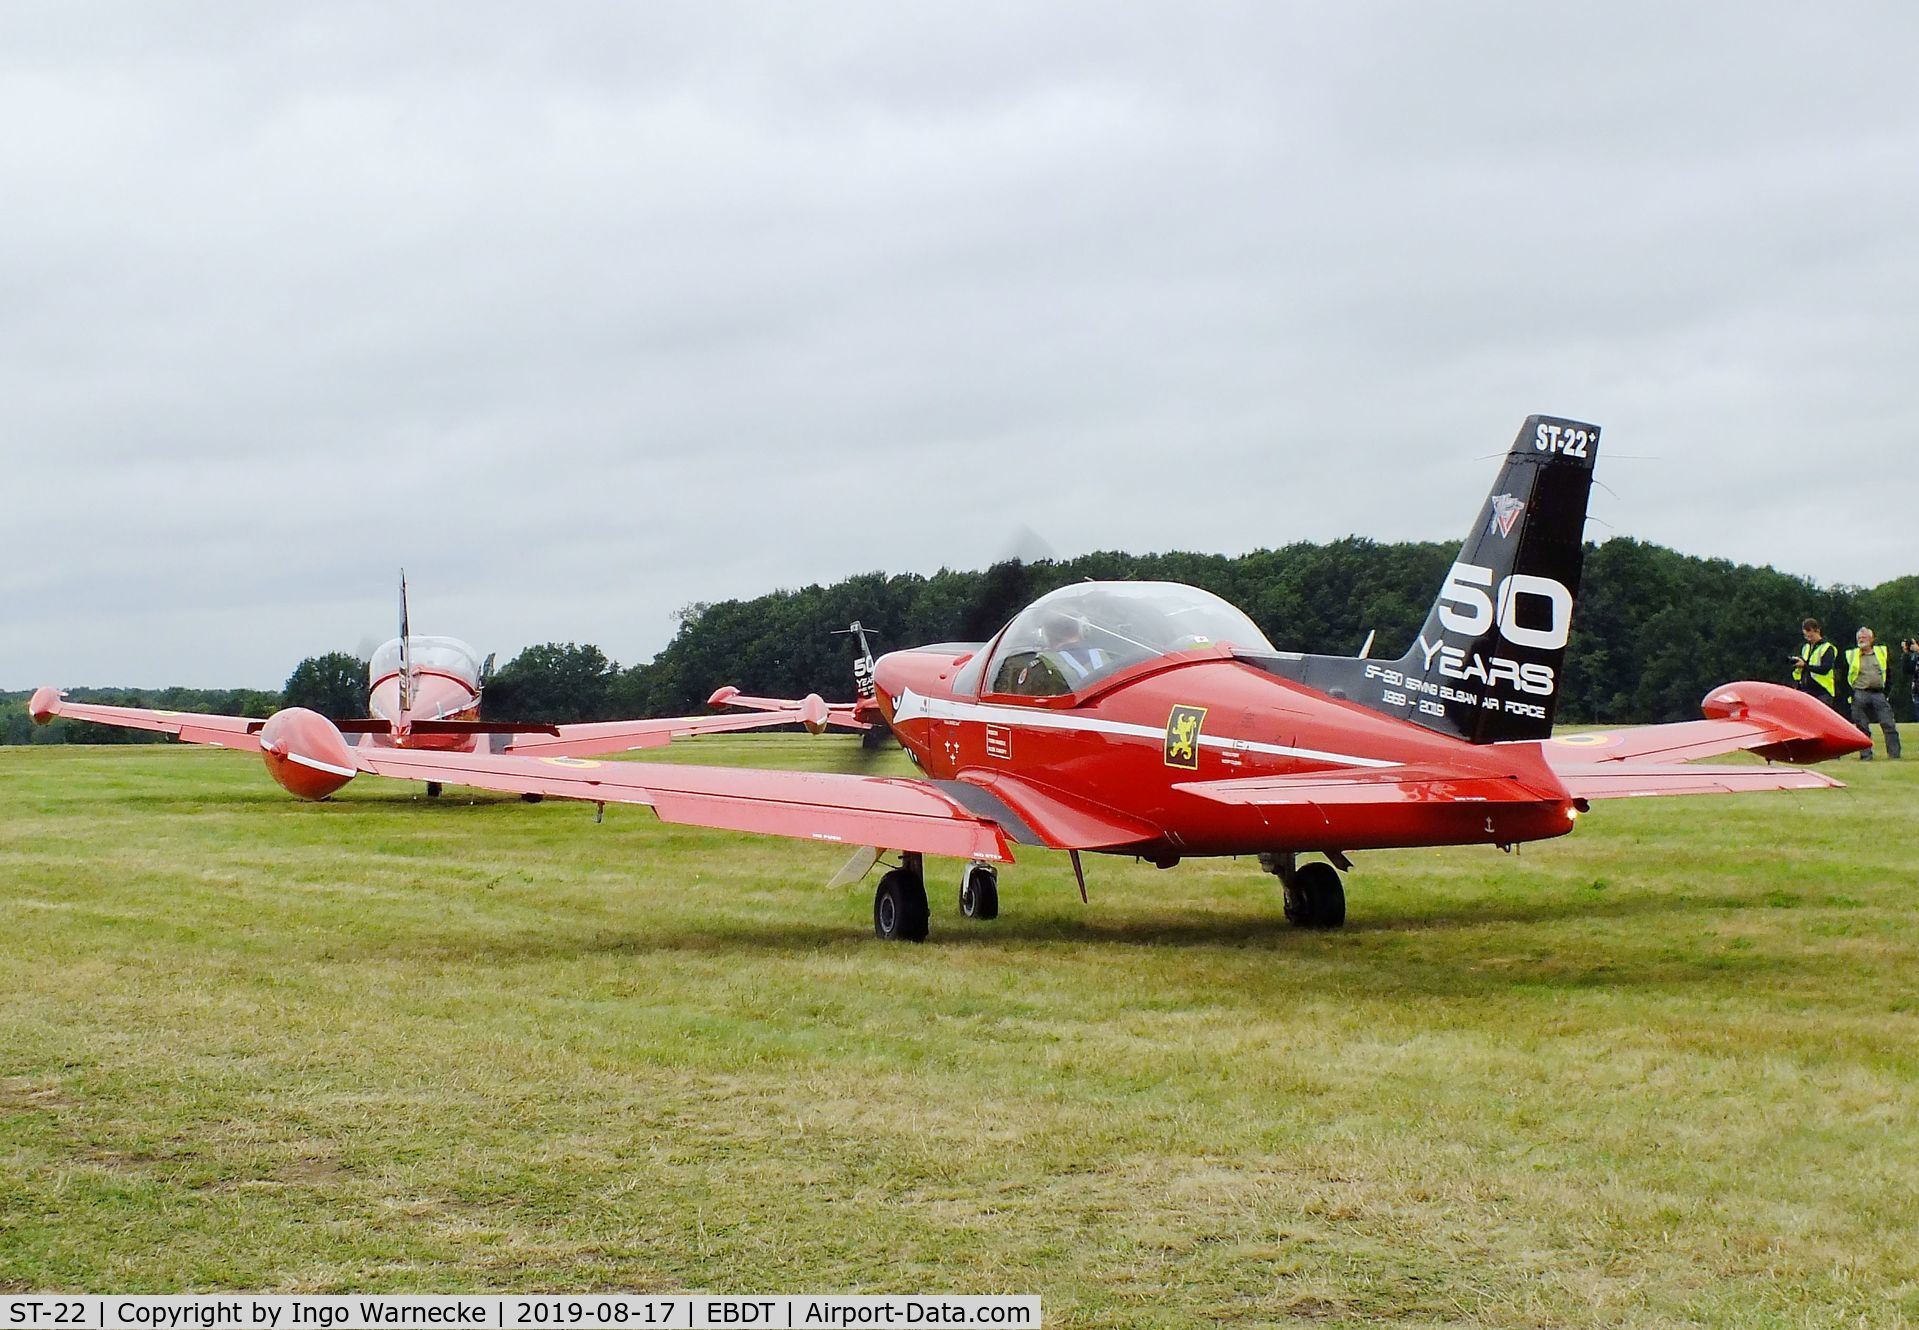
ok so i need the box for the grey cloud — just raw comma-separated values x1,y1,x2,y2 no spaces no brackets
4,3,1916,687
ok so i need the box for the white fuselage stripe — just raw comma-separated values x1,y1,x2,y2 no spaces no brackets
892,691,1397,769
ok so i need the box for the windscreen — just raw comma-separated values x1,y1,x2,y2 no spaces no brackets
983,582,1274,697
367,636,484,688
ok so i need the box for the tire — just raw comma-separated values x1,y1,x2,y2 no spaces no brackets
959,863,1000,920
873,869,930,942
425,782,443,799
1292,861,1346,929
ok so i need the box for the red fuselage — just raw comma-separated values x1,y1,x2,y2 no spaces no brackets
871,644,1581,861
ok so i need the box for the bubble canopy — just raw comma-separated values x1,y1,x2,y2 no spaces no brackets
367,636,484,689
980,581,1276,697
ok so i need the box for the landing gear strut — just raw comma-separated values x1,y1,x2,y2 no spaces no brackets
1261,852,1348,929
873,853,930,942
959,861,1000,920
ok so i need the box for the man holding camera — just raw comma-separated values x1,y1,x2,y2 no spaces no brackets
1791,618,1844,715
1845,627,1902,760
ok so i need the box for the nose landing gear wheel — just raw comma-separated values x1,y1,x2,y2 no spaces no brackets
873,866,930,942
959,862,1000,920
1283,861,1346,929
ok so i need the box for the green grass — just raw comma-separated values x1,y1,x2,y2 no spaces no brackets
2,737,1916,1327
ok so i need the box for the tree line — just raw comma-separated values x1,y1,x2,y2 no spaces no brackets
8,536,1917,744
615,538,1919,724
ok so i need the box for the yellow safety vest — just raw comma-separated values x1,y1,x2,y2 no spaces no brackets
1845,644,1890,689
1798,640,1837,696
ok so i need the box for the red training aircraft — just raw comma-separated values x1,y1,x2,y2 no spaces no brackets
31,572,856,800
195,417,1868,937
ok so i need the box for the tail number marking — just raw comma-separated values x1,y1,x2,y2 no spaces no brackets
1436,562,1572,651
1533,422,1593,458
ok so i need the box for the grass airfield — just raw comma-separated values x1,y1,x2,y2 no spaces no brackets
2,735,1917,1327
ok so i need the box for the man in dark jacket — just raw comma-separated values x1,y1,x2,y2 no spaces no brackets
1903,636,1919,722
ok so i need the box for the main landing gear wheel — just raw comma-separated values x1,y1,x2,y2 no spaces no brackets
873,866,930,942
425,782,443,799
1284,861,1346,930
959,862,1000,920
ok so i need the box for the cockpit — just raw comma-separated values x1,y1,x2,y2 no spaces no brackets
978,582,1276,697
367,636,485,690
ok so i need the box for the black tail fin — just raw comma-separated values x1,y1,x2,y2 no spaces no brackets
835,621,879,702
1396,415,1598,742
1237,414,1598,744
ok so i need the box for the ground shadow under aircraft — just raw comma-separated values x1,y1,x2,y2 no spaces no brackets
300,878,1829,1004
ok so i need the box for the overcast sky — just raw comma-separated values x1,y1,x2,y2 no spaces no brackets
4,3,1915,688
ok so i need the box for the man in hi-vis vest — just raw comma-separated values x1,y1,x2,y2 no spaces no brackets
1846,626,1902,760
1791,617,1842,714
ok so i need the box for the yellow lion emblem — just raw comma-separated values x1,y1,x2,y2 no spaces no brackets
1164,705,1207,769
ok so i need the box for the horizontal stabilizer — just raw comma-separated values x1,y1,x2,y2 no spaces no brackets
333,719,563,737
707,685,869,731
405,719,563,736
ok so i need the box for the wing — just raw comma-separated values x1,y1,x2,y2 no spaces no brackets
27,688,264,752
498,708,846,759
937,771,1163,850
1534,679,1868,770
1538,719,1829,766
1546,762,1843,800
344,744,1013,862
1524,680,1866,799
